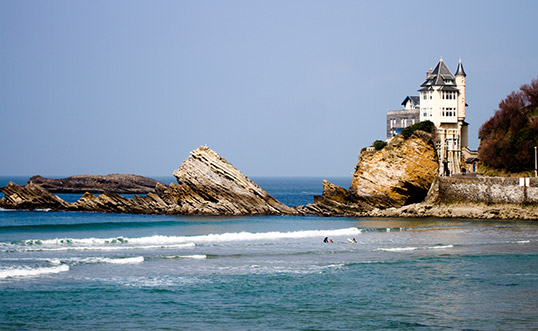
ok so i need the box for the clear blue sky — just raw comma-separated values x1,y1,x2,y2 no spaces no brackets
1,0,537,177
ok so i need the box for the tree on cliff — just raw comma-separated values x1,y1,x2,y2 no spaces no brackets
478,77,538,172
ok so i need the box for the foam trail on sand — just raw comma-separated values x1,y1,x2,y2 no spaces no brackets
0,264,69,279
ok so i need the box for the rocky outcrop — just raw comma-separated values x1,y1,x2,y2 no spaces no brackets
28,174,165,194
301,131,439,215
349,131,439,208
70,192,171,214
367,202,538,220
168,146,298,215
298,180,371,216
1,146,297,216
0,182,70,210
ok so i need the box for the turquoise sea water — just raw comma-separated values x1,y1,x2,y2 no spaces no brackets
1,177,538,330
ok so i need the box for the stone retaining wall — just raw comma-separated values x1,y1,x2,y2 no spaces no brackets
427,176,538,204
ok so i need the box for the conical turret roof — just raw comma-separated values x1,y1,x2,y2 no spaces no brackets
455,58,466,77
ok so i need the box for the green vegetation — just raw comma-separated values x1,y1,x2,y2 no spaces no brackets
479,77,538,173
372,140,387,150
401,120,435,139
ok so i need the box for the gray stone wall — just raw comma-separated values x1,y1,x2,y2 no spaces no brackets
429,176,538,204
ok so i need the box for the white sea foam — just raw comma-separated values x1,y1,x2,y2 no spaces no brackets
19,242,196,252
0,264,69,280
164,255,207,260
378,247,418,252
377,245,453,252
47,259,62,265
91,256,144,264
517,240,530,244
15,228,361,251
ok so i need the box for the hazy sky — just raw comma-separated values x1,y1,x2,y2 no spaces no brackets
1,0,537,177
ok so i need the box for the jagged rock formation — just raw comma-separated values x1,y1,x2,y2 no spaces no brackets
0,182,71,210
1,146,297,216
167,146,298,215
27,174,165,194
299,180,370,216
300,131,439,215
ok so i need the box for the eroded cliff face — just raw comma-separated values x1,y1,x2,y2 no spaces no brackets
300,131,439,215
348,131,439,208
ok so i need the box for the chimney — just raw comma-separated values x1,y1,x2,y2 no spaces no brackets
426,68,432,78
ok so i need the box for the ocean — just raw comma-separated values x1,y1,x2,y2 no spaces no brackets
1,176,538,330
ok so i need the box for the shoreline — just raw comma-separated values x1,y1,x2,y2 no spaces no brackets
2,200,537,221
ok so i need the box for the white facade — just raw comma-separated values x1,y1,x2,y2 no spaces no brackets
418,58,468,175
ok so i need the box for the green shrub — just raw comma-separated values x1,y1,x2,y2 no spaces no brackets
372,140,387,150
401,120,435,138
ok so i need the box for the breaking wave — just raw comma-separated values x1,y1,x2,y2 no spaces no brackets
377,245,454,252
6,227,361,252
0,264,69,279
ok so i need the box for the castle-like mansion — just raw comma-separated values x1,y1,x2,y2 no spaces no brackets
387,58,477,175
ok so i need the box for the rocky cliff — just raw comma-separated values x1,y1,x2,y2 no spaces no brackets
28,174,165,194
1,146,297,216
349,131,439,208
300,131,439,215
167,146,297,215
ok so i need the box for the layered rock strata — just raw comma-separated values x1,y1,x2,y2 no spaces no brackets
300,131,439,215
0,146,297,216
168,146,298,215
0,182,71,211
27,174,165,194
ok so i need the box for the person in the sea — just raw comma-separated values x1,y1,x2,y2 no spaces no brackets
323,237,329,243
351,238,357,243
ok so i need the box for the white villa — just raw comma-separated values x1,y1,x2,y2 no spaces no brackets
387,58,478,175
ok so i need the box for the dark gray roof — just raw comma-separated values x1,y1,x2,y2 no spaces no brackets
455,59,466,77
439,86,459,92
401,95,420,106
420,58,456,88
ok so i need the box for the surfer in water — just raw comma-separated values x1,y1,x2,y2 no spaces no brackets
323,237,329,243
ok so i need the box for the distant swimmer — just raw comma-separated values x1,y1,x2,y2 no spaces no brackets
323,237,329,243
347,238,358,244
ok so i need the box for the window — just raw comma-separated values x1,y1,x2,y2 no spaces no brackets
441,107,456,117
441,91,457,99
